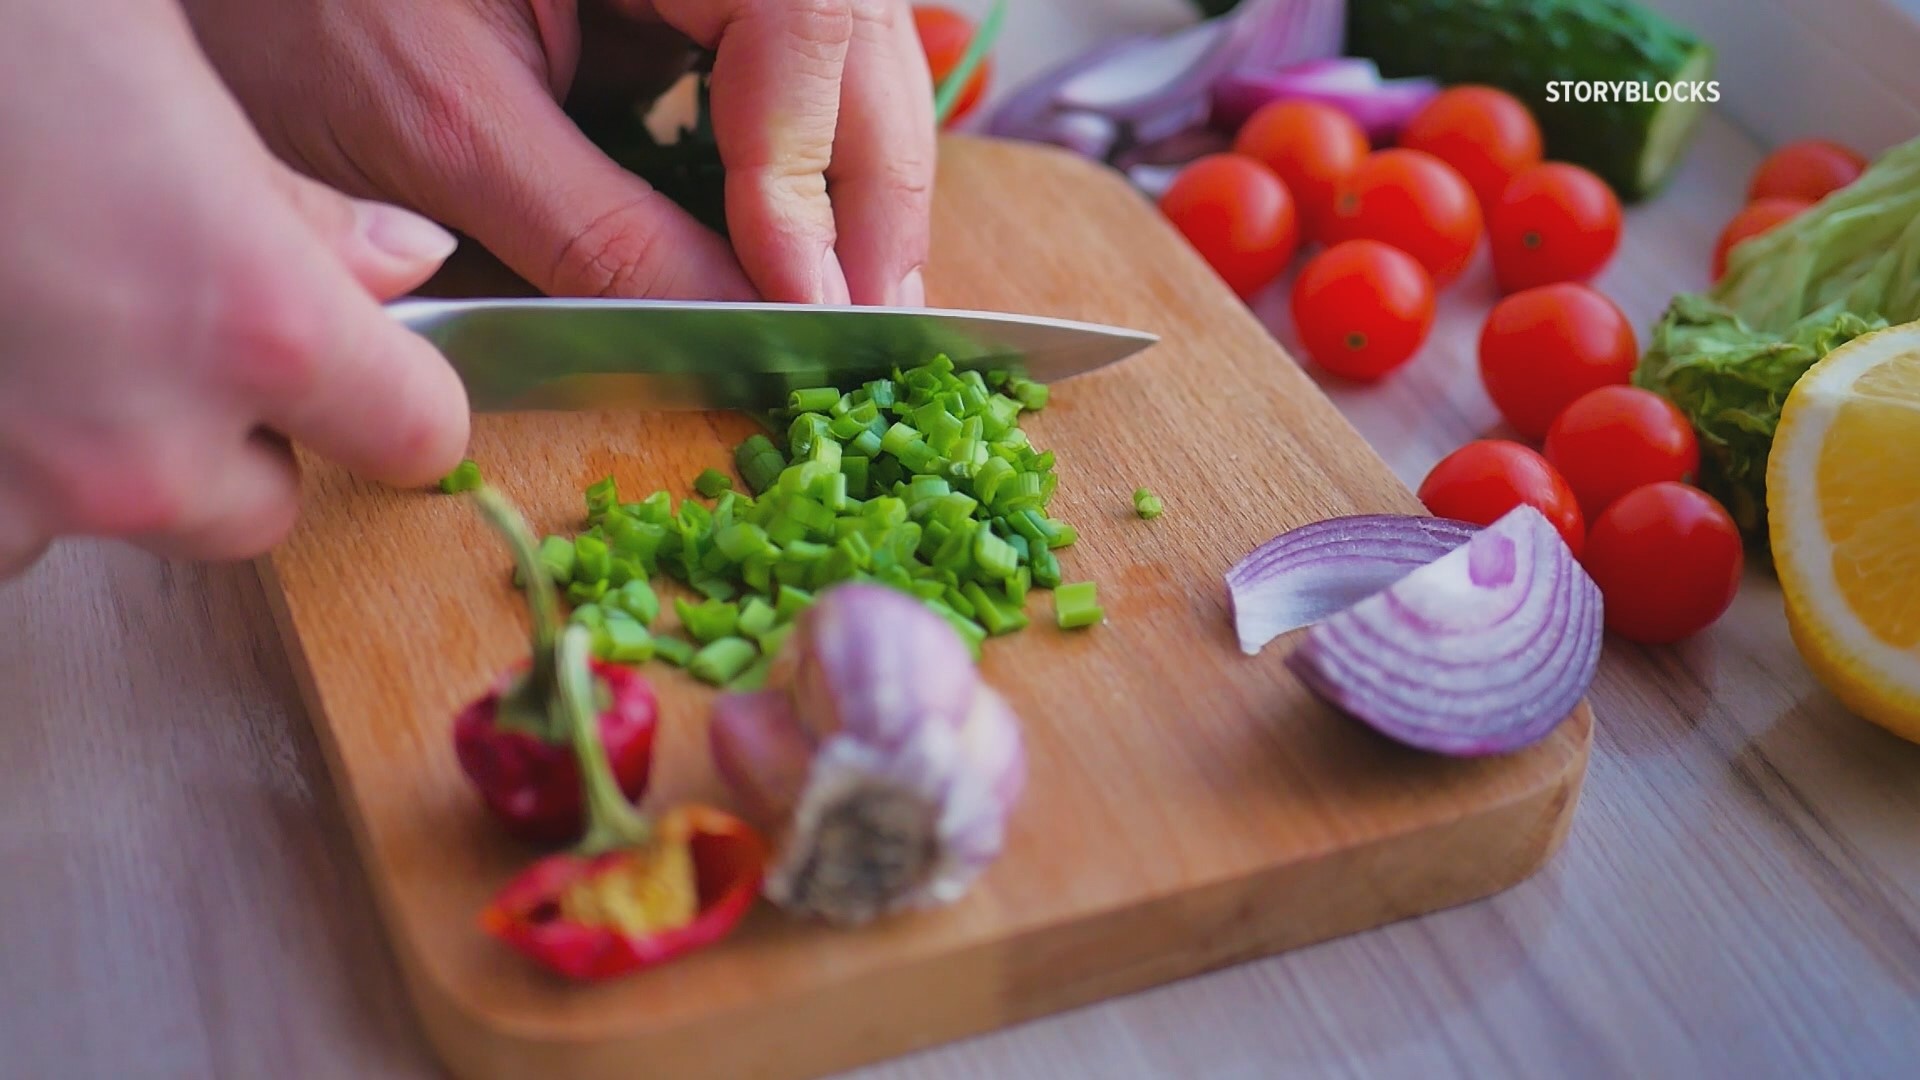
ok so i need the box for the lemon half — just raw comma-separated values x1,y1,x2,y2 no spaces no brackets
1768,321,1920,742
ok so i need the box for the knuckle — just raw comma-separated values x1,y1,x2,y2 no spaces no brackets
767,0,854,61
208,271,329,403
550,194,681,300
55,454,193,537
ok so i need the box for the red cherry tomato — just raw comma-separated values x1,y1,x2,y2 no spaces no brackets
1543,385,1701,520
1417,439,1586,557
1477,283,1638,441
1398,85,1544,212
1324,149,1483,286
1747,139,1866,204
1582,482,1744,644
1290,240,1436,381
1712,196,1811,281
1158,154,1300,299
913,5,991,126
1233,101,1370,244
1488,162,1623,293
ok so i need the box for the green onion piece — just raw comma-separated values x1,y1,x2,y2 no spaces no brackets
943,584,976,619
692,576,737,601
725,651,774,691
1038,516,1078,549
585,476,619,521
972,528,1018,579
790,387,841,413
694,468,733,499
603,620,655,663
973,457,1015,505
1031,546,1062,589
810,437,842,471
753,621,794,657
716,521,771,562
437,459,482,494
1003,567,1029,608
567,579,609,604
536,535,577,584
785,494,836,538
907,474,951,503
775,585,814,620
880,422,921,457
633,490,673,525
689,636,758,685
789,413,832,457
964,581,1029,635
612,579,659,626
700,544,733,575
1008,377,1049,411
1054,580,1103,629
570,603,606,630
850,428,884,458
743,551,775,593
606,557,644,587
840,455,870,498
735,435,787,495
866,379,897,407
766,513,808,546
675,597,740,643
653,634,696,667
940,608,988,659
1132,487,1164,519
828,412,867,440
737,596,778,638
573,534,612,583
909,578,946,601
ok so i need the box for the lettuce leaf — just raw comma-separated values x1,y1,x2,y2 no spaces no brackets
1634,134,1920,547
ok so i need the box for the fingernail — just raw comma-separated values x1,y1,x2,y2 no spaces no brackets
356,200,458,265
820,250,851,306
898,267,926,307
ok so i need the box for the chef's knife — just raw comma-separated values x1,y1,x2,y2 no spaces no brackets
387,297,1158,413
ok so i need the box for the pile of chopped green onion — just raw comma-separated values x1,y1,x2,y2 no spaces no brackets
513,354,1101,691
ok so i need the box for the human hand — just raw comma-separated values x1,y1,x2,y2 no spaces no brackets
183,0,939,306
0,1,470,580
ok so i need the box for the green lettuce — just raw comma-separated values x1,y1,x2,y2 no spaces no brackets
1635,134,1920,547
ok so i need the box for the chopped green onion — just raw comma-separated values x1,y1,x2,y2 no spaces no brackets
972,528,1018,579
675,597,740,643
566,579,609,604
1031,546,1062,589
536,535,576,584
603,619,655,663
691,576,738,602
737,596,778,638
1055,581,1104,629
789,387,841,413
725,652,774,691
437,459,482,494
611,579,659,626
716,522,771,561
694,468,734,498
653,633,696,667
688,636,758,685
754,621,794,657
570,603,606,630
775,584,814,620
573,534,611,583
1133,487,1164,519
963,581,1029,635
585,476,619,521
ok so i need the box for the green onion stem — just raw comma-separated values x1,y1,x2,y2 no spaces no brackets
471,487,567,740
558,625,654,855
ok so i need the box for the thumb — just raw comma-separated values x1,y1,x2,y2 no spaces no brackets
274,168,460,299
405,64,756,301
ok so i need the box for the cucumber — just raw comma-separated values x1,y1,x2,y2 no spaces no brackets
1346,0,1716,201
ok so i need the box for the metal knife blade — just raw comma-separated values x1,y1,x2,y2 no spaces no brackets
387,297,1158,413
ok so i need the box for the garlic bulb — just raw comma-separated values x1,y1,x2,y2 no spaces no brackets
709,583,1026,925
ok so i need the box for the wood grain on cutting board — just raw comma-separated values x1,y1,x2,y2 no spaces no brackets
258,136,1592,1080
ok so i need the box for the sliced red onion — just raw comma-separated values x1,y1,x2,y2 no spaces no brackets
708,583,1026,926
1037,110,1120,160
1225,513,1479,655
1126,164,1183,199
1053,16,1248,121
985,37,1144,140
1211,63,1442,140
1285,505,1603,757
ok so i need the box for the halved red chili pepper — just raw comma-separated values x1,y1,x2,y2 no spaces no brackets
458,489,657,845
479,623,769,981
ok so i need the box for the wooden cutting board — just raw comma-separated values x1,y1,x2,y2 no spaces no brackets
259,135,1591,1080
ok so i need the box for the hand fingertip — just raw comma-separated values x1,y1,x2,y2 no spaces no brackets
355,200,459,266
821,250,851,306
899,267,926,307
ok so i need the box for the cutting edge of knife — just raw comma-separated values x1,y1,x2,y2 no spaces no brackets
387,296,1161,350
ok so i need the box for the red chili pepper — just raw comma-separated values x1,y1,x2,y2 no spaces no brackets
476,620,769,981
480,805,768,981
458,489,657,844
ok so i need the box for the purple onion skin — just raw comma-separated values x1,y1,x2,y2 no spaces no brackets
1284,507,1602,757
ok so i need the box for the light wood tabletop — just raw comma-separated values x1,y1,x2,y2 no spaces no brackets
4,2,1918,1078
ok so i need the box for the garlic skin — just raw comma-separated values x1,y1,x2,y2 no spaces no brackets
709,583,1027,926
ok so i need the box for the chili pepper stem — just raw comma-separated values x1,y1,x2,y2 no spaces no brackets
557,625,655,855
472,487,567,740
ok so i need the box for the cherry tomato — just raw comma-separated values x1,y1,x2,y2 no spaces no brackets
1747,139,1866,204
1324,149,1483,286
1158,154,1299,299
1712,196,1810,281
1398,85,1544,212
1417,439,1585,557
1290,240,1436,381
1582,482,1744,644
1543,385,1701,520
1233,101,1370,243
1488,162,1623,293
1477,283,1638,441
913,5,991,126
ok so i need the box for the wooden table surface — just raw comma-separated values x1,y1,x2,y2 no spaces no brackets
5,2,1919,1077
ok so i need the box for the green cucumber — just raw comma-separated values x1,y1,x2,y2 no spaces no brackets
1346,0,1716,201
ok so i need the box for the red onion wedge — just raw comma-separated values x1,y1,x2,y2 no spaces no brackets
1226,513,1480,655
1211,60,1441,140
1285,505,1603,757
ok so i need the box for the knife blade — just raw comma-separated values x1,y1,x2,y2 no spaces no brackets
387,297,1158,413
